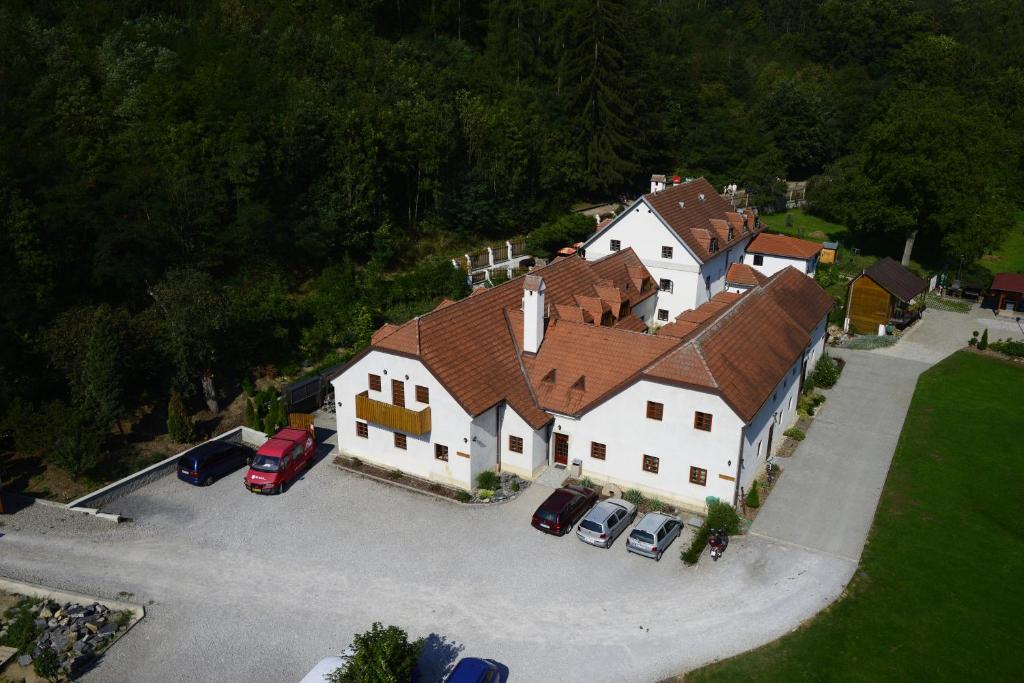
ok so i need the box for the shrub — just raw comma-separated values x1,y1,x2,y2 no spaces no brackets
802,375,816,395
681,501,741,566
0,599,41,652
580,476,595,489
50,409,104,477
113,610,132,628
990,339,1024,357
978,328,989,350
241,374,256,397
784,427,806,441
477,488,495,500
456,490,472,503
33,647,60,682
647,497,664,512
811,353,840,387
623,488,646,506
745,481,760,508
244,398,258,428
167,389,197,443
351,457,362,467
476,470,500,490
387,469,402,480
510,480,520,493
327,622,423,683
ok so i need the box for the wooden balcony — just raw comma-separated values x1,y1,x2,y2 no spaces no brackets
355,391,431,435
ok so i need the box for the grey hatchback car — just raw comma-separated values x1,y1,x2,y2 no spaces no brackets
626,512,683,561
576,498,637,548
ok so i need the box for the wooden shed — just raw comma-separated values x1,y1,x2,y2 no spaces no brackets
989,272,1024,314
820,241,839,265
846,257,928,335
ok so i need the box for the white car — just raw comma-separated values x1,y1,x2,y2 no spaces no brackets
575,498,637,548
299,647,354,683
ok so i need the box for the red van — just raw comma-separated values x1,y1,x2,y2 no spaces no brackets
244,426,316,494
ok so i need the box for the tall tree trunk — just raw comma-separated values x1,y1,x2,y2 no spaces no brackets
202,369,219,413
901,229,918,266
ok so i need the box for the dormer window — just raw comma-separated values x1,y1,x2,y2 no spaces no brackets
709,238,719,253
727,226,734,241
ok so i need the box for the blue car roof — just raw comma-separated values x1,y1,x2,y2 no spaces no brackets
446,658,496,683
179,440,235,463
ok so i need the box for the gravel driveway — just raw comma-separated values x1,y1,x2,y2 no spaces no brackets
0,445,853,683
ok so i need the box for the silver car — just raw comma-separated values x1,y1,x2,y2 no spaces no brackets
576,498,637,548
626,512,683,561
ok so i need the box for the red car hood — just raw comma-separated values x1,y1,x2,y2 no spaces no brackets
246,470,280,484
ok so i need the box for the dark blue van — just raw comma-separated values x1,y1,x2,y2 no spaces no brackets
177,440,251,486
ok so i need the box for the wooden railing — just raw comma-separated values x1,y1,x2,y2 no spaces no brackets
355,391,431,435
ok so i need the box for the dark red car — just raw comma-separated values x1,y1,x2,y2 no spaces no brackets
531,485,598,536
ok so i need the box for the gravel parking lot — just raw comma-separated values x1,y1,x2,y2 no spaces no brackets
0,431,854,683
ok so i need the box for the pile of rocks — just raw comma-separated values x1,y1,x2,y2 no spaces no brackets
1,599,129,679
474,472,529,503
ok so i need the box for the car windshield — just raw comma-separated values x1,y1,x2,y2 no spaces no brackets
250,455,281,472
631,530,655,543
580,520,603,533
535,509,557,522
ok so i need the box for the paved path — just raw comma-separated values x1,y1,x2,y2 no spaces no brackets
750,352,929,561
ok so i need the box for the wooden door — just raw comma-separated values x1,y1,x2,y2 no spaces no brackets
766,424,775,461
391,379,405,407
553,433,569,466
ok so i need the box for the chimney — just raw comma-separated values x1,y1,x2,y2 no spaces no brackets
523,275,546,354
672,175,681,186
650,174,666,193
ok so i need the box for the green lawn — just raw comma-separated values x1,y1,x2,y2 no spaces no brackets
688,352,1024,682
759,208,850,243
979,211,1024,276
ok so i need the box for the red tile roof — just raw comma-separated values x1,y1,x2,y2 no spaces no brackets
360,253,832,427
367,250,656,429
746,233,823,259
725,263,768,288
642,178,759,263
991,272,1024,293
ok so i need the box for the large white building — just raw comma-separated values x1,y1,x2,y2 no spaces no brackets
330,249,832,513
581,176,760,325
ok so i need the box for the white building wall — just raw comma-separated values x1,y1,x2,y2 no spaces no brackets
498,405,549,479
745,252,817,278
332,351,474,490
584,201,702,324
737,353,805,497
550,380,744,513
698,241,751,305
805,317,828,378
469,407,499,486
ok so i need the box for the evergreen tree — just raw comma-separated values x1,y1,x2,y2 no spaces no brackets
167,390,197,443
563,0,644,192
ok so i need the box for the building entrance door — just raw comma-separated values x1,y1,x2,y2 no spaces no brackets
553,433,569,466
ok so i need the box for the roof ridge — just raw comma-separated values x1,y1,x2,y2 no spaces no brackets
693,344,718,389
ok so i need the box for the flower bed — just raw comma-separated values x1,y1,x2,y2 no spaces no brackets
332,456,528,504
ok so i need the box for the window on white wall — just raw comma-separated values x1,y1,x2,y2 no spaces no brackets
753,254,764,266
661,246,673,259
657,309,669,322
610,239,621,252
659,278,673,293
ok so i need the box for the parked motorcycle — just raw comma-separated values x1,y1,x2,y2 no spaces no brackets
708,527,729,561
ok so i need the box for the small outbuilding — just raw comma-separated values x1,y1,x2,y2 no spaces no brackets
845,257,928,335
820,241,839,265
989,272,1024,314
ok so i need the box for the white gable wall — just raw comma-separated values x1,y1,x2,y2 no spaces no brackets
698,242,752,305
584,202,702,324
332,350,474,490
745,252,818,278
737,354,804,498
498,404,550,479
550,380,744,513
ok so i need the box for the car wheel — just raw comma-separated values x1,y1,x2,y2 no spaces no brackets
656,550,663,562
202,476,214,486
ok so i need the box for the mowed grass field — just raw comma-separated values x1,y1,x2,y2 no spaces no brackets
688,352,1024,681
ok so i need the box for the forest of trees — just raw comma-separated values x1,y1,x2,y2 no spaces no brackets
1,1,1021,476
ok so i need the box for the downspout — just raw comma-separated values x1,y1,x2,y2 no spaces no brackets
495,406,502,473
733,425,746,507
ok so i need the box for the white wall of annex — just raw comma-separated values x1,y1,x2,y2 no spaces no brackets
745,252,816,278
550,380,744,513
738,355,803,496
498,405,549,479
332,350,473,489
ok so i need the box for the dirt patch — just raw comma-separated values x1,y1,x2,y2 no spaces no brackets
334,455,466,502
739,465,783,523
809,230,827,240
